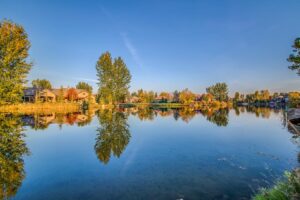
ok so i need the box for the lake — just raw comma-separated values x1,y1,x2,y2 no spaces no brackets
1,107,299,200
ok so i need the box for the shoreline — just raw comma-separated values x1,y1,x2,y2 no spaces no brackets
0,103,85,114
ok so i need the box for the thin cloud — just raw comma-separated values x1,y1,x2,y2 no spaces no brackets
121,33,143,68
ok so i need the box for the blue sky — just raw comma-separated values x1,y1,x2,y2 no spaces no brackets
1,0,300,95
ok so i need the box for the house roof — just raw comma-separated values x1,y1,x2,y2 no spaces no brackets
23,88,38,96
24,88,90,97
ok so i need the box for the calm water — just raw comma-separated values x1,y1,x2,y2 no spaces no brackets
1,107,299,200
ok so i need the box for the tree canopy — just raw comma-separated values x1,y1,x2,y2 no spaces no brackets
32,79,52,89
0,20,32,105
76,82,92,93
66,88,78,102
287,37,300,75
179,89,195,104
206,82,228,102
96,52,131,104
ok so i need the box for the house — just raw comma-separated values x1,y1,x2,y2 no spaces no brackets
23,88,95,103
39,89,56,102
23,88,38,102
129,96,140,103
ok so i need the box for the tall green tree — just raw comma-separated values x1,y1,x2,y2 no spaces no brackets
76,82,93,93
234,92,240,102
0,20,32,105
31,79,52,89
206,82,228,101
287,37,300,75
96,52,131,104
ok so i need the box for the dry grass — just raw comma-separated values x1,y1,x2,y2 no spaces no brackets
0,103,81,114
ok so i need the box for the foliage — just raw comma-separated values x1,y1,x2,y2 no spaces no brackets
159,92,171,102
173,90,180,103
0,114,29,199
234,92,240,102
260,90,270,101
202,93,214,102
287,37,300,75
95,110,130,164
57,86,64,102
288,92,300,107
76,82,92,94
31,79,52,89
253,169,300,200
206,82,228,102
130,89,155,103
96,52,131,104
0,20,32,105
179,89,195,104
66,88,78,102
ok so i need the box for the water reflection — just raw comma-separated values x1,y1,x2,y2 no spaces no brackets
0,107,298,199
126,107,229,126
204,108,229,126
21,111,95,129
0,114,29,200
95,110,130,164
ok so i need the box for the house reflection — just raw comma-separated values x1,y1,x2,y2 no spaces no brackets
21,111,95,129
124,107,229,126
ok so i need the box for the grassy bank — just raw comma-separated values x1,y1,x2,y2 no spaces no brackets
0,103,81,114
0,101,231,114
253,169,300,200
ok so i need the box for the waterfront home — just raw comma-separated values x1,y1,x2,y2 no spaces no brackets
23,88,95,103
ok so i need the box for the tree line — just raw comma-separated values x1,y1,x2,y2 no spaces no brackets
0,19,299,107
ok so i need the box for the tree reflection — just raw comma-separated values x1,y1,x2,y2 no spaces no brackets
0,114,29,200
245,106,271,118
178,107,196,123
204,109,229,127
95,110,130,164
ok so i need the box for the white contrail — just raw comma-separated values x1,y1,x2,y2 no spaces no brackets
121,33,143,68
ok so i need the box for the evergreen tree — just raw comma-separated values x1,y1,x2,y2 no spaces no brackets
0,20,32,105
173,90,180,103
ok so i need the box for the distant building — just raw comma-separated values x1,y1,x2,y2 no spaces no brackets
23,88,95,103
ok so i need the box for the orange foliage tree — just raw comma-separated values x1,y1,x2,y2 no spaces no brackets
67,88,78,102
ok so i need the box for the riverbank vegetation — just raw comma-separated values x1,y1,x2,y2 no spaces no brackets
253,169,300,200
0,102,81,113
1,19,300,112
